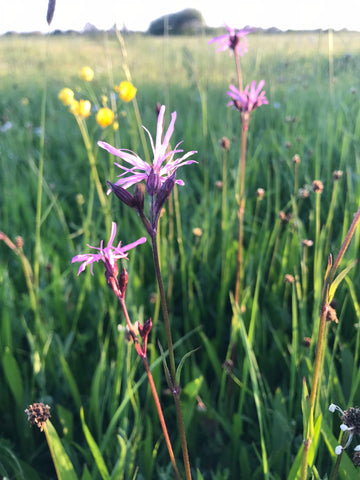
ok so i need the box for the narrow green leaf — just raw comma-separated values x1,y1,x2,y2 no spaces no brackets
45,420,77,480
308,414,321,466
2,347,24,408
59,355,82,410
328,259,357,303
80,407,110,480
301,377,312,438
196,468,205,480
175,347,200,386
157,340,172,389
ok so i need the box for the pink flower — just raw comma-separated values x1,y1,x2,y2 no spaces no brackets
98,105,197,193
72,222,146,277
227,80,268,112
209,24,253,56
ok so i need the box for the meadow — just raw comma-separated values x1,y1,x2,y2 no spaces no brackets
1,29,360,479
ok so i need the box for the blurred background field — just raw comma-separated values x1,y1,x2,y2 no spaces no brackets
1,30,360,479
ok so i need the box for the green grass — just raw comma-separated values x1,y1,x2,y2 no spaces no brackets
1,30,360,479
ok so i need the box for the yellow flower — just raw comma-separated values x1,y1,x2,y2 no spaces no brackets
69,99,91,118
101,95,108,107
96,107,115,128
58,88,75,106
115,81,137,102
79,66,94,82
112,121,119,131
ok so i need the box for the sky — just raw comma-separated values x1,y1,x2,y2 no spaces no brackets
0,0,359,34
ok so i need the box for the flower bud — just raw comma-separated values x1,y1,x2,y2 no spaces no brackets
155,172,176,217
134,183,145,213
107,181,136,208
146,168,161,196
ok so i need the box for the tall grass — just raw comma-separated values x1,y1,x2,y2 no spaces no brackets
1,30,360,479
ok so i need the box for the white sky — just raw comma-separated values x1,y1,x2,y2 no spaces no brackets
0,0,359,34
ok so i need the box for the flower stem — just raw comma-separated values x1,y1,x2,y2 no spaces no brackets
234,119,249,305
118,295,180,479
150,233,192,480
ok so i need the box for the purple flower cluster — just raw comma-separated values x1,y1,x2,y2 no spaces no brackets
227,80,268,113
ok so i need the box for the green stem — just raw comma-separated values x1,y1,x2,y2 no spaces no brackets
75,116,109,228
34,78,47,299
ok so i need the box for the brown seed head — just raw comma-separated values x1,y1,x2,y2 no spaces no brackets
15,236,24,248
302,337,311,348
256,188,265,200
333,170,343,181
220,136,230,151
25,403,51,432
284,274,295,284
326,304,338,323
192,227,203,237
312,180,324,193
292,154,301,164
298,188,309,199
302,239,314,248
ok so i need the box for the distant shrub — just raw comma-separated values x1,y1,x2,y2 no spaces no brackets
148,9,205,35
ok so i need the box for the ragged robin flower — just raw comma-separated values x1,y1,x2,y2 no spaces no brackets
25,403,51,432
227,80,268,113
58,88,75,106
96,107,115,128
208,24,252,56
115,81,137,102
98,104,197,193
72,222,146,280
79,66,94,82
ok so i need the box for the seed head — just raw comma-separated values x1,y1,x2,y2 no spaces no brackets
312,180,324,193
333,170,343,181
25,403,51,432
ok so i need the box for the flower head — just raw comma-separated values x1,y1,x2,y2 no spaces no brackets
329,403,360,461
227,80,268,113
79,66,94,82
58,88,75,106
69,99,92,118
25,403,51,432
98,104,197,193
209,24,253,56
115,81,137,102
96,107,115,128
72,222,146,279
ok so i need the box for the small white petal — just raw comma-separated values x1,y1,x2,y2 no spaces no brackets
335,445,343,455
329,404,337,413
340,424,350,431
354,445,360,452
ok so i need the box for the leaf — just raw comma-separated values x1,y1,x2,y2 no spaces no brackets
328,259,357,303
175,347,200,386
2,347,24,408
45,420,77,480
301,377,312,439
196,468,205,480
157,340,172,389
80,407,110,480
